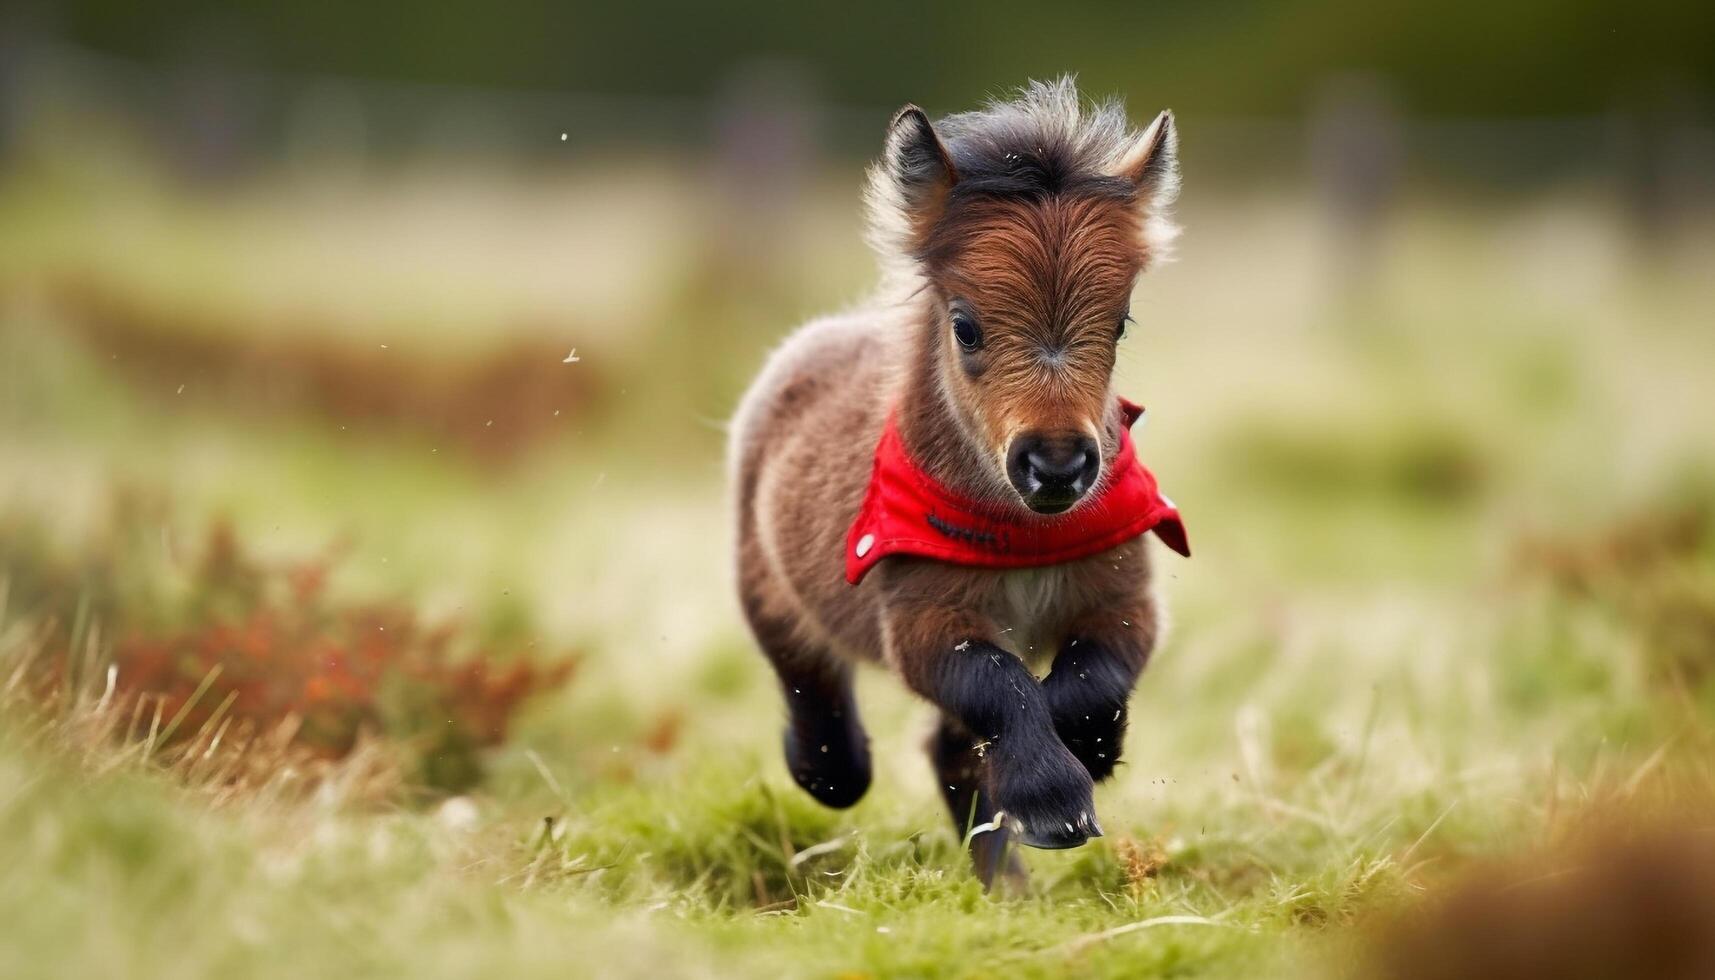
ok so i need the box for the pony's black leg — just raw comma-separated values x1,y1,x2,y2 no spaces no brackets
741,598,871,809
1043,614,1153,783
776,654,870,809
887,601,1097,850
929,715,1027,892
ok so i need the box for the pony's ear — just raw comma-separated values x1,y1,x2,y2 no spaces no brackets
1114,110,1181,260
865,105,957,263
883,105,957,215
1116,110,1178,206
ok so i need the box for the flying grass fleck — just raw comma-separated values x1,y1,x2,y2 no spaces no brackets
963,810,1007,847
788,834,853,869
815,900,862,915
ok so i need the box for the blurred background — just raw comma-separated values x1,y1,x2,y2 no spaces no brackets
2,2,1715,974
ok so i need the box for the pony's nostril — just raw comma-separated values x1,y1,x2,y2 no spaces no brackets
1075,445,1099,487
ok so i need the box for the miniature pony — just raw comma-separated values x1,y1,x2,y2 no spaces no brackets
729,78,1185,889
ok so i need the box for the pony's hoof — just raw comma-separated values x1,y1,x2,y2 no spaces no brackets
990,740,1099,849
1011,809,1101,850
783,728,871,809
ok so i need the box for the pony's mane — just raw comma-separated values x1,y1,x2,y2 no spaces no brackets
937,78,1140,202
865,76,1180,283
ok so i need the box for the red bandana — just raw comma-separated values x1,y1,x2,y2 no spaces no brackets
845,399,1190,584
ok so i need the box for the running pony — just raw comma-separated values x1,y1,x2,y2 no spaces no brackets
729,78,1188,889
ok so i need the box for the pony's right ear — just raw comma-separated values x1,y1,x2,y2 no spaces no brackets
883,105,957,211
865,105,957,264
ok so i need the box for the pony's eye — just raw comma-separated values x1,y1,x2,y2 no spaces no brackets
951,312,982,351
1116,312,1134,340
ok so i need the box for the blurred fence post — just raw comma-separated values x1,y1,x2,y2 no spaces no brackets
706,61,819,302
170,22,262,183
1308,75,1401,314
0,10,36,169
1610,82,1714,252
0,37,14,169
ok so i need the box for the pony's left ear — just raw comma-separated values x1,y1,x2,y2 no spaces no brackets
1114,110,1180,259
1116,110,1178,206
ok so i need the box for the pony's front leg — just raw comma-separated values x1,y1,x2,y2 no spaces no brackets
1043,608,1155,782
886,600,1100,850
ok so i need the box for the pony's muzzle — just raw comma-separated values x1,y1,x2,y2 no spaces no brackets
1006,431,1100,515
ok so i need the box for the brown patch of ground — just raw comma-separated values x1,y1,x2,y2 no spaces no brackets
48,274,607,461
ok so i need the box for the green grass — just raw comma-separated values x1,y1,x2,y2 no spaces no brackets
2,161,1715,978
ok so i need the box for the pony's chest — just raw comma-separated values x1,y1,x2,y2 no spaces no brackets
983,565,1105,674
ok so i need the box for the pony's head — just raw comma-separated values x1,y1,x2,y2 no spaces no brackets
866,78,1179,515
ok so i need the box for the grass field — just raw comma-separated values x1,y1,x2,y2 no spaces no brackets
3,157,1715,978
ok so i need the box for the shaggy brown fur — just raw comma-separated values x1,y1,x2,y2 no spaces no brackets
729,78,1181,889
